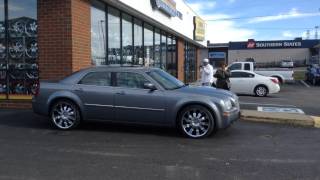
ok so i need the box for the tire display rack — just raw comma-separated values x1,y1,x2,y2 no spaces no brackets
0,17,39,100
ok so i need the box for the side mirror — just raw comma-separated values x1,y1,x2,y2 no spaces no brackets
143,82,157,91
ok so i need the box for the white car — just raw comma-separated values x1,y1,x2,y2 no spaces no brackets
214,70,280,97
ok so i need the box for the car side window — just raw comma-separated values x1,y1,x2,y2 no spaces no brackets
228,63,241,71
78,72,111,86
231,72,254,78
243,72,255,78
230,72,242,78
116,72,150,89
244,63,251,70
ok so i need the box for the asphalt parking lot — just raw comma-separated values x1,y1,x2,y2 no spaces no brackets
0,109,320,180
239,81,320,116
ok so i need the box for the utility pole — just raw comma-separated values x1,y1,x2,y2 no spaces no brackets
315,26,319,39
306,30,310,39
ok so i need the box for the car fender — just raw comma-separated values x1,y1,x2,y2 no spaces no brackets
172,97,223,127
46,91,85,118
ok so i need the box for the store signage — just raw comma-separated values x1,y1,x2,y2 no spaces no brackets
247,39,302,49
209,52,225,59
151,0,183,19
194,16,205,41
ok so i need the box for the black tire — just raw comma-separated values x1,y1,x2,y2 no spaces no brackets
177,105,215,139
50,99,81,130
254,85,268,97
312,78,317,86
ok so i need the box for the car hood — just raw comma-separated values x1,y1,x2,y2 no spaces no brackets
175,86,236,99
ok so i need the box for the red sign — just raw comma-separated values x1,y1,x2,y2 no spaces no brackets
247,40,255,48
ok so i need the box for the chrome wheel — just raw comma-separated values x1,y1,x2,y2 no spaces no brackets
255,86,267,97
51,101,78,129
181,108,212,138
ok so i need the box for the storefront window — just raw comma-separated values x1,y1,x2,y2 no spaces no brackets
161,32,167,70
108,7,120,65
144,23,154,67
91,1,106,66
0,0,6,99
133,18,143,66
166,36,177,77
122,13,133,65
154,28,161,68
185,42,197,83
4,0,38,100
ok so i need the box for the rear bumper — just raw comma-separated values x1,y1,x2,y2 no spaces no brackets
32,97,48,116
269,84,280,94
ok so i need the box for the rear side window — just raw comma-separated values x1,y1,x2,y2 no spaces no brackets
116,72,150,89
229,63,241,71
244,63,250,70
231,72,255,78
79,72,111,86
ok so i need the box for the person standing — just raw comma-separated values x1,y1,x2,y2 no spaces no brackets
200,59,214,86
214,63,231,90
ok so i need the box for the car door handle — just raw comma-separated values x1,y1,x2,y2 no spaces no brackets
116,91,125,95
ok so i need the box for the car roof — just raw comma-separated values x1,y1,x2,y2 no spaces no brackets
60,66,159,84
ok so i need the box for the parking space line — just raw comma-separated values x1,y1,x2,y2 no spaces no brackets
240,102,297,107
300,80,310,88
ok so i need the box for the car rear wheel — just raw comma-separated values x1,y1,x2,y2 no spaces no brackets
312,78,317,86
50,100,81,130
178,105,215,138
254,85,268,97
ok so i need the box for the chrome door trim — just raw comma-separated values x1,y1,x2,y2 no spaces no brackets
115,105,165,112
84,103,114,108
84,104,165,112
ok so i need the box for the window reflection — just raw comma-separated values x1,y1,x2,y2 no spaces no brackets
0,0,5,98
161,32,167,70
122,13,133,65
91,1,106,66
7,0,38,98
133,19,143,66
185,42,197,83
108,7,120,65
144,23,154,67
154,28,161,68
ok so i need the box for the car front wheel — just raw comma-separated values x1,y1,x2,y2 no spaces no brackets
178,105,215,138
50,100,81,130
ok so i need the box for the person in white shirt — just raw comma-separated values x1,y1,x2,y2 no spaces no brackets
200,58,214,86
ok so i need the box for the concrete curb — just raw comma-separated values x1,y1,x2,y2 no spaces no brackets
240,110,319,128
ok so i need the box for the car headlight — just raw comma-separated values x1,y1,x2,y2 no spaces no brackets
222,99,233,111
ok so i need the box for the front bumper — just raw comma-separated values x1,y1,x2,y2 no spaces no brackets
219,108,240,129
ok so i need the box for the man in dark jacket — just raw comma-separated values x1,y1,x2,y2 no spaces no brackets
214,63,231,90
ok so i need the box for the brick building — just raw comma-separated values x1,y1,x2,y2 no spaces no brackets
0,0,207,108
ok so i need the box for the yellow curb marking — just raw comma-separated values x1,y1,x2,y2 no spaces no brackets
311,116,320,128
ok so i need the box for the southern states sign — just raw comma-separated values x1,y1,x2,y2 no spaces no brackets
247,39,302,49
194,16,205,41
151,0,183,19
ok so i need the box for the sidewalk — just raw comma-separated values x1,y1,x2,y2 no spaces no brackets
241,110,320,128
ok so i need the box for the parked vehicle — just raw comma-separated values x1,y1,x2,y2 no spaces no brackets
213,70,280,96
221,62,294,84
280,60,294,68
32,67,240,139
305,64,320,85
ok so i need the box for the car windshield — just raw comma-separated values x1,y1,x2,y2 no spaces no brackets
147,69,185,90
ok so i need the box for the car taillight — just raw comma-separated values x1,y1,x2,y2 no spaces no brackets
271,78,278,84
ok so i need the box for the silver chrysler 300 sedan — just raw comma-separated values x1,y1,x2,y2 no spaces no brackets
32,67,240,138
